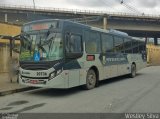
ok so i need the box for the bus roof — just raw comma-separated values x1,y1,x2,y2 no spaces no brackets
23,19,131,38
23,19,60,26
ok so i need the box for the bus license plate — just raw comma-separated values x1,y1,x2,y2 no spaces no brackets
29,80,38,84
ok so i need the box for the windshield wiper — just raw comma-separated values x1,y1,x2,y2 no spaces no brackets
37,33,57,54
46,31,57,42
20,33,32,44
39,33,57,47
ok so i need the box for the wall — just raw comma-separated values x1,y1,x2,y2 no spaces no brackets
147,44,160,65
0,23,21,72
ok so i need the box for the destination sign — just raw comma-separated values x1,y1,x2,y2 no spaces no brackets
32,24,48,30
22,21,59,32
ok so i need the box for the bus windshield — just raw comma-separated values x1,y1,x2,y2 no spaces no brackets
20,31,63,62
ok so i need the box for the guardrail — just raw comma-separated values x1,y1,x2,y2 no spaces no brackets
0,4,160,19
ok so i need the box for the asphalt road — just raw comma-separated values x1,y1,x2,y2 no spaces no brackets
0,66,160,113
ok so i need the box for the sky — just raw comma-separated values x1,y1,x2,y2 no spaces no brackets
0,0,160,15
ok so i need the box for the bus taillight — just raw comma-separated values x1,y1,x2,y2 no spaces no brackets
87,55,95,61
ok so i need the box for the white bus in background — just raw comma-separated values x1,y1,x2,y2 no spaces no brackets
17,19,146,89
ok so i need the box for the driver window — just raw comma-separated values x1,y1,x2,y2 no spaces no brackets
66,34,82,53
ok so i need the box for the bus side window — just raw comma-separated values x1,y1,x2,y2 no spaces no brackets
124,38,132,53
101,34,114,53
85,31,101,54
65,33,70,53
114,36,124,53
132,40,139,53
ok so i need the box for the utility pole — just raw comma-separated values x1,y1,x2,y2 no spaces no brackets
33,0,36,13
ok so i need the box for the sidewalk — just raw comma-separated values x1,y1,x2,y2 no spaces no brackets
0,73,33,96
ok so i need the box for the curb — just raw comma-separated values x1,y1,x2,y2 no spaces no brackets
0,87,37,96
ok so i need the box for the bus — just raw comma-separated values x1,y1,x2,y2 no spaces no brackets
17,19,146,89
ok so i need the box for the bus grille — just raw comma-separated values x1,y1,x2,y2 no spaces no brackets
20,63,52,70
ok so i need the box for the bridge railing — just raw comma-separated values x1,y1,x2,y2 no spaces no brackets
1,4,160,19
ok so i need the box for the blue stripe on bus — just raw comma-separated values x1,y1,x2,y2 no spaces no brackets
63,60,81,70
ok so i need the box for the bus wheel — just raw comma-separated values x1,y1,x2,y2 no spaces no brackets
130,64,136,78
84,69,97,90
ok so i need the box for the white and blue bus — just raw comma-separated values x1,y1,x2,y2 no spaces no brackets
18,19,146,89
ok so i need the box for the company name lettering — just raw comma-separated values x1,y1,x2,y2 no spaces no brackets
37,72,47,76
106,58,126,62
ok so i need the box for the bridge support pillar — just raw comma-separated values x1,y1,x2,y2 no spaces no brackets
154,37,158,45
5,13,8,22
145,37,148,44
103,17,107,30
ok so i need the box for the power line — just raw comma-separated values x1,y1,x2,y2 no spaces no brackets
127,0,137,7
99,0,119,12
123,4,140,13
120,0,143,14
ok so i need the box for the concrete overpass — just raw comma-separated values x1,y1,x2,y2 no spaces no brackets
0,4,160,44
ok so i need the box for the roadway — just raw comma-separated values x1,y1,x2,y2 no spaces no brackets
0,66,160,114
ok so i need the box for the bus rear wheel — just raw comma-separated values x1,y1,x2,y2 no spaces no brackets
84,69,97,90
130,64,136,78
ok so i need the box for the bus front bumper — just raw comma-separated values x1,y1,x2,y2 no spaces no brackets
19,71,68,89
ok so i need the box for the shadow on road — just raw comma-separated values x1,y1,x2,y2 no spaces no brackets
26,86,83,97
25,73,143,97
99,73,143,86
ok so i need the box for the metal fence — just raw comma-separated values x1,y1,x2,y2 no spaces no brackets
1,4,160,19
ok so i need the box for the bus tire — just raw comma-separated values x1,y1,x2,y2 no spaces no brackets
130,64,136,78
84,69,97,90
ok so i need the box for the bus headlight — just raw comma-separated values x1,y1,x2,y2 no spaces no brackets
49,72,56,80
49,69,62,80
